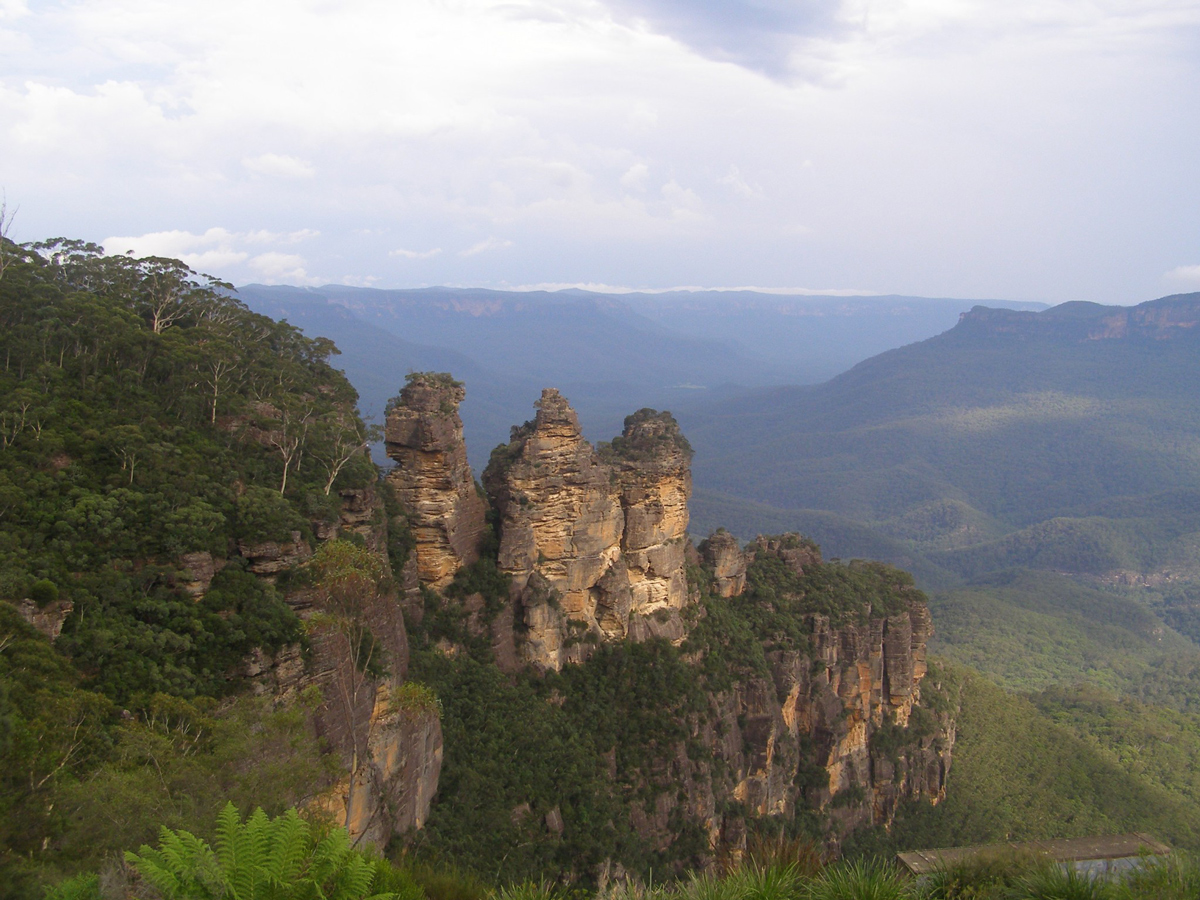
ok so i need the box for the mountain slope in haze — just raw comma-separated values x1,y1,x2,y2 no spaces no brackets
234,284,1046,471
622,290,1047,383
681,293,1200,539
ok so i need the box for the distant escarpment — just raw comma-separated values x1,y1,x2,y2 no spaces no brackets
956,292,1200,342
386,380,955,873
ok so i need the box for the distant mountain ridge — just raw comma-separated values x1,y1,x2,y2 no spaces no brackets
234,283,1047,471
680,291,1200,543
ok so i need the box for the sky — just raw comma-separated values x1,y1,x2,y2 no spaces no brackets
1,0,1198,303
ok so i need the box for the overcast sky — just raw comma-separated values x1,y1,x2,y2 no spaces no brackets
1,0,1198,302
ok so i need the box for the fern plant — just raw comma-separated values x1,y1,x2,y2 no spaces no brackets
126,803,407,900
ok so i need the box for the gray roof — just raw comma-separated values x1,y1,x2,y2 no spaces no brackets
896,833,1171,875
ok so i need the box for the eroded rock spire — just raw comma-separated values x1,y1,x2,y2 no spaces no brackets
385,373,485,589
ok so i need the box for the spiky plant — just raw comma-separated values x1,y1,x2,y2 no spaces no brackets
920,849,1042,899
804,859,912,900
1010,864,1113,900
1112,854,1200,900
126,803,402,900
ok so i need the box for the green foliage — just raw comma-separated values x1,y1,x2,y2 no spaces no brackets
919,849,1044,900
53,562,302,702
927,570,1200,707
804,859,912,900
875,665,1200,855
392,682,442,719
404,650,635,884
0,239,374,709
29,579,58,606
41,874,102,900
126,802,406,900
236,487,308,544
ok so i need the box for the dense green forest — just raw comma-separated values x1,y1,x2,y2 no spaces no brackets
0,237,378,895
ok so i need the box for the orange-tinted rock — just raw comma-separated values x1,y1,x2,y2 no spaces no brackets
483,392,693,669
385,374,485,589
699,530,746,597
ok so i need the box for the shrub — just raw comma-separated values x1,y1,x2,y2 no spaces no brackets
29,578,58,606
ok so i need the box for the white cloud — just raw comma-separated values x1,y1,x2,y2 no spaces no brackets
3,0,1199,299
101,227,320,277
249,251,315,284
620,163,650,191
242,153,315,179
390,247,443,259
1165,265,1200,286
459,237,515,257
718,164,762,199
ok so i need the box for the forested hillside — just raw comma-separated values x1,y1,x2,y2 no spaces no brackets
0,238,379,895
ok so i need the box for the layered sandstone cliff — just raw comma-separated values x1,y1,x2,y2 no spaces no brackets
385,374,485,589
623,535,953,854
244,480,443,850
481,390,692,669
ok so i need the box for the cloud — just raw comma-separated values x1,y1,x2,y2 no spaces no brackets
390,247,443,260
718,164,762,199
101,227,320,277
601,0,854,78
248,251,315,284
102,227,249,270
1165,265,1200,286
459,237,514,257
620,163,650,191
241,152,315,178
6,0,1200,300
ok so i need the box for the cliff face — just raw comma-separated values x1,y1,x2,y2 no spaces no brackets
481,391,692,670
613,536,952,855
245,482,443,850
385,375,486,589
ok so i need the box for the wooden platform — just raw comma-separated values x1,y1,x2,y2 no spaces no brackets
897,833,1172,876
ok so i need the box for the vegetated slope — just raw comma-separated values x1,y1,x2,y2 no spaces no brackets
850,667,1200,857
622,291,1046,383
681,293,1200,827
0,239,380,893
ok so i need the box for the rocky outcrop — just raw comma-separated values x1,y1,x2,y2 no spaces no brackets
238,532,313,577
385,374,485,589
244,478,443,850
698,530,745,598
482,391,692,670
15,598,74,641
604,409,692,636
315,689,443,847
607,534,952,855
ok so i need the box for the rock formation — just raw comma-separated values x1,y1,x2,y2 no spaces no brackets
244,479,443,851
604,409,692,643
482,391,692,669
385,374,486,589
698,530,746,598
623,535,952,853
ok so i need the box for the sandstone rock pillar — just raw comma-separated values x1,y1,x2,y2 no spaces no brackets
385,374,485,590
